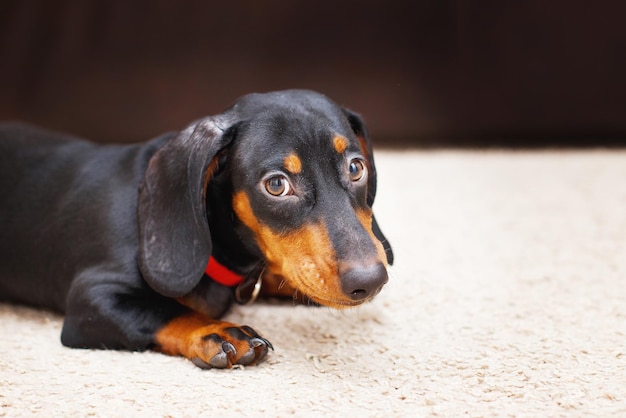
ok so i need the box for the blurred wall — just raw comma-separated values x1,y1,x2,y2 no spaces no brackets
1,1,625,146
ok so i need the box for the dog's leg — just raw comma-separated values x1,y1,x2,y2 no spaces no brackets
60,270,180,351
60,267,271,368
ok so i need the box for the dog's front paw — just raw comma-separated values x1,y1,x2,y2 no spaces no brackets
155,313,273,369
189,324,273,369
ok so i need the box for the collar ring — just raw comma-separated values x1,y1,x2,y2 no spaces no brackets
235,268,263,305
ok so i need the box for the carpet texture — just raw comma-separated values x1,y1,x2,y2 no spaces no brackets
1,150,625,417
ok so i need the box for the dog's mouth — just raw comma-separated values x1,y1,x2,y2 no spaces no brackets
260,269,381,309
295,280,380,309
310,295,375,309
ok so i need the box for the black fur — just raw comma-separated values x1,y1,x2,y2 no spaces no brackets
0,90,393,355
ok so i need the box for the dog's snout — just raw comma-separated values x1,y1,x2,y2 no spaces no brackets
340,263,388,301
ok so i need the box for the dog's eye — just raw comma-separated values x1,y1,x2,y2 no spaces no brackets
349,159,366,182
265,175,292,197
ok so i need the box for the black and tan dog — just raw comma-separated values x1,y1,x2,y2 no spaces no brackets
0,90,393,369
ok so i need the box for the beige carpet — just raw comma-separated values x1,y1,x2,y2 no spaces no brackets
2,150,625,417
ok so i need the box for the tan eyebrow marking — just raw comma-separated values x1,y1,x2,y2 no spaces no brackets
284,153,302,174
333,135,348,154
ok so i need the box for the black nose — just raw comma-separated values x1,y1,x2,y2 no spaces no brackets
340,263,388,301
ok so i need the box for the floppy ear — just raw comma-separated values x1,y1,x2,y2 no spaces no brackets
343,108,394,265
137,117,233,297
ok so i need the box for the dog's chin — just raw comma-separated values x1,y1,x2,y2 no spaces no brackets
302,292,376,310
298,279,385,309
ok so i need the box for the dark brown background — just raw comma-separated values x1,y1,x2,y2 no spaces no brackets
1,1,625,147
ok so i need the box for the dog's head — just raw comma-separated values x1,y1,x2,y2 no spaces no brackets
138,90,393,308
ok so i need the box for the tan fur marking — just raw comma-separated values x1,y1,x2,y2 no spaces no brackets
284,153,302,174
233,191,359,308
333,135,348,154
155,313,213,357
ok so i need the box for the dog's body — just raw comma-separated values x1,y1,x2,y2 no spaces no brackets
0,90,393,369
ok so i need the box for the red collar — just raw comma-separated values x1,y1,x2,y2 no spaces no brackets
205,256,245,287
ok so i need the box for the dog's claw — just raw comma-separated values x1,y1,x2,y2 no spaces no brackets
238,337,271,364
234,335,273,365
241,325,274,352
210,341,236,368
252,337,274,351
250,337,265,348
222,341,237,355
191,341,237,369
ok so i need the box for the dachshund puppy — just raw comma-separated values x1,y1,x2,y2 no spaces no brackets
0,90,393,369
